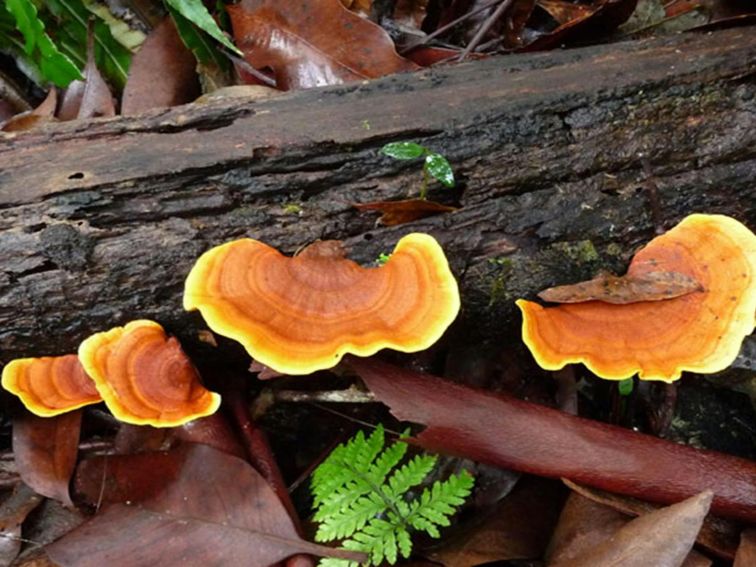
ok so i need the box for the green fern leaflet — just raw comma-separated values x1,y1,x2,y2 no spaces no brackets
311,425,474,566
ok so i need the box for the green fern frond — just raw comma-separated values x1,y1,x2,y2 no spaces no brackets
386,454,437,499
312,425,474,566
316,491,386,541
406,471,475,538
312,427,384,506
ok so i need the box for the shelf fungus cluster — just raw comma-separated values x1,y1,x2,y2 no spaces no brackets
517,214,756,382
184,233,460,375
2,321,219,427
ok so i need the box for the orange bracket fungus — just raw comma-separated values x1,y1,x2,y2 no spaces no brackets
517,214,756,382
78,320,221,427
184,233,460,375
1,354,101,417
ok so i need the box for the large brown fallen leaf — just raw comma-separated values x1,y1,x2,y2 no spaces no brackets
228,0,419,90
47,444,364,567
561,479,740,560
348,357,756,522
13,411,83,507
549,491,713,567
74,448,186,507
547,491,712,566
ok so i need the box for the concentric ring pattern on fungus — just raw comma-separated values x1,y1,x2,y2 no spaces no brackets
184,233,460,375
517,214,756,382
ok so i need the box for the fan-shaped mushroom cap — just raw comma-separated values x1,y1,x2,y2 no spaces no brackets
1,355,100,417
517,214,756,382
183,233,460,375
78,320,221,427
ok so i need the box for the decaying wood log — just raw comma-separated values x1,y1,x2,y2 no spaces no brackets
0,26,754,364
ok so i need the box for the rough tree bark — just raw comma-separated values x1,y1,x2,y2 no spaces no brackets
0,26,754,364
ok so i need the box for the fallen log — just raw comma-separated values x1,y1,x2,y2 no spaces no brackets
0,26,754,361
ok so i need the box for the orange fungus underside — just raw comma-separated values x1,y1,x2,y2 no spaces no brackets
1,354,101,417
517,214,756,382
78,320,221,427
183,233,460,375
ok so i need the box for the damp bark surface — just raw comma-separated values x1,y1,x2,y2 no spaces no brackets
0,26,754,362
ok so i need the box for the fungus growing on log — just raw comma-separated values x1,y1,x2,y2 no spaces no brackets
78,320,221,427
1,355,101,417
517,214,756,382
184,233,460,375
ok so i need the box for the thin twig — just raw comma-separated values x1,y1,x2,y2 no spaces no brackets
459,0,516,60
399,0,504,54
224,52,278,88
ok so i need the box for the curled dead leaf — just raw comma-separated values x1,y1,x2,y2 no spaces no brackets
538,270,704,304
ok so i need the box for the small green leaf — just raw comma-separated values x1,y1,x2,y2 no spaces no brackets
168,4,230,89
4,0,82,86
164,0,241,55
424,152,455,188
375,252,391,266
381,142,426,160
618,378,634,396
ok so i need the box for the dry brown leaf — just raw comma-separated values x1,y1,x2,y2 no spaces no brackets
353,198,456,226
547,492,711,567
0,484,44,566
121,17,199,115
48,444,364,566
734,528,756,567
13,411,82,507
538,270,703,304
228,0,418,90
538,0,594,25
57,24,115,120
1,89,57,132
562,479,740,560
549,491,713,567
77,25,116,120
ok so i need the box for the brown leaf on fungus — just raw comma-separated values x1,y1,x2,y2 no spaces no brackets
349,357,756,522
353,198,457,226
13,411,83,507
538,270,703,304
227,0,419,90
121,17,199,115
549,491,713,567
48,444,365,567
